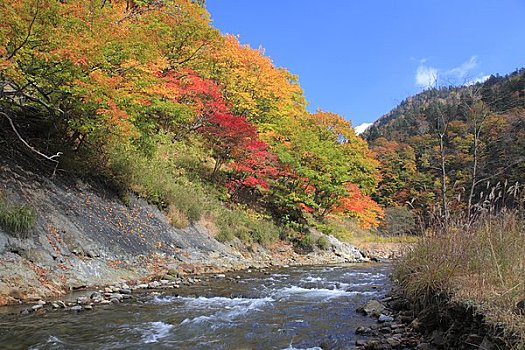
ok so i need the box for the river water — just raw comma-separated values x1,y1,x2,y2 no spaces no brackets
0,264,391,350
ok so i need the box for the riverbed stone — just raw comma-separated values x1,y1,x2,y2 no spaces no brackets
148,281,161,288
378,314,394,323
358,299,386,317
90,291,102,299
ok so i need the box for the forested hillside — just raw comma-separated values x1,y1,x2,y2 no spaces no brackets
0,0,381,247
365,69,525,232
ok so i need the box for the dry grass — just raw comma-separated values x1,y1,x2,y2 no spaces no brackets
166,204,189,229
395,210,525,345
319,216,419,244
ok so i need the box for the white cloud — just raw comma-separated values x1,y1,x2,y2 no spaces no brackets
354,122,373,135
447,56,478,79
466,74,490,86
414,55,482,88
415,65,438,88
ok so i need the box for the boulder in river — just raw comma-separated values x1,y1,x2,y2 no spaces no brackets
357,299,386,317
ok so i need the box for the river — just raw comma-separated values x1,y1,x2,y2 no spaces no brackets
0,264,391,350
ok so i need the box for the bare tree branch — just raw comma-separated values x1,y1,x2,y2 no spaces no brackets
0,111,62,165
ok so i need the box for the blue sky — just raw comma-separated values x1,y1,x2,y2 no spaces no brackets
206,0,525,129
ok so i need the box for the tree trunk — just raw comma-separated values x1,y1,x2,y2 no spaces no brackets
439,133,449,233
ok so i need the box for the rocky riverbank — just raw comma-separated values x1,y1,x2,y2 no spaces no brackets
9,271,238,316
0,161,373,306
355,290,521,350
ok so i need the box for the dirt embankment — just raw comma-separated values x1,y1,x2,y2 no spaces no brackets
0,162,368,305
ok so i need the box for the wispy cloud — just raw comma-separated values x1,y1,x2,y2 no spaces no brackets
447,56,478,79
415,55,482,88
415,65,438,88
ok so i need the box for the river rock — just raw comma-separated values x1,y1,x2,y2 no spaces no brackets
378,314,394,323
32,304,43,311
83,305,93,310
69,305,83,312
358,299,386,317
148,281,161,288
110,293,123,301
135,283,149,289
215,274,226,278
90,291,102,299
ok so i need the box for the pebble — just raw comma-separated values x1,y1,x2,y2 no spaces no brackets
69,305,83,312
110,293,123,300
77,296,89,305
215,274,226,278
32,304,43,311
148,281,161,288
90,292,102,299
378,314,394,323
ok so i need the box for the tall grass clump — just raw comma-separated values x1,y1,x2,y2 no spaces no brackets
0,195,36,237
395,208,525,341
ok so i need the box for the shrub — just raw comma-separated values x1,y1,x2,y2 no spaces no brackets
295,233,315,252
316,235,331,250
215,207,279,246
0,196,37,237
106,138,207,225
379,206,416,236
250,218,280,245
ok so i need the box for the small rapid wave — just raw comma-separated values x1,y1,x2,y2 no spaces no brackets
140,321,174,344
272,285,376,300
179,296,273,327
